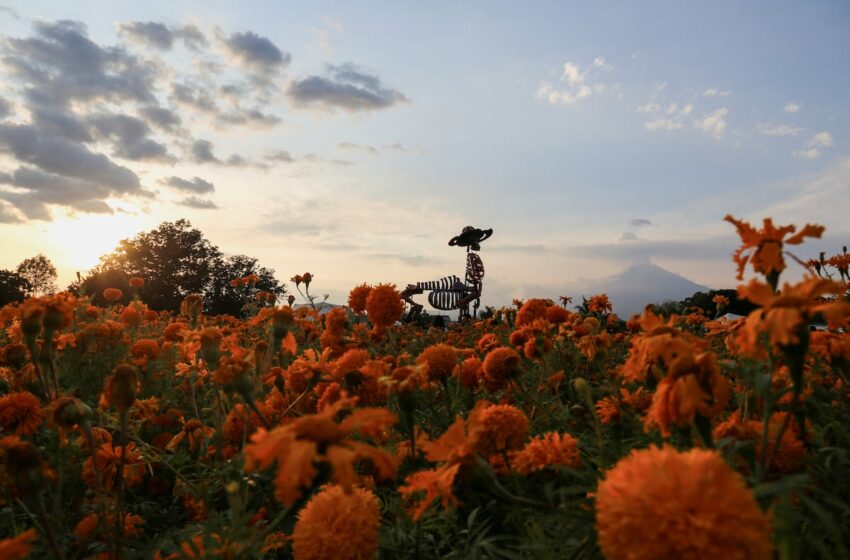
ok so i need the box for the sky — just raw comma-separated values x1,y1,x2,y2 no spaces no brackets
0,1,848,309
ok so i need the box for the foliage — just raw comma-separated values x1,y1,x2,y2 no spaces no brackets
16,254,58,296
74,220,284,315
0,269,31,306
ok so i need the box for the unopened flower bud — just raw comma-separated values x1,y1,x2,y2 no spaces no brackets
104,364,138,412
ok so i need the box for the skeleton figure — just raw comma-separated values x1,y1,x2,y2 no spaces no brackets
401,226,493,321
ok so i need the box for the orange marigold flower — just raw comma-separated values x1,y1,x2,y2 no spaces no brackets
545,305,571,324
714,411,806,474
244,395,397,505
0,528,37,560
736,277,850,358
469,404,530,456
512,432,580,474
292,485,381,560
586,293,612,314
725,215,824,281
515,298,550,327
644,352,730,437
128,277,145,288
129,338,160,367
347,283,372,315
481,347,520,391
476,333,500,354
82,443,144,492
620,308,702,383
457,357,482,390
365,284,404,330
595,396,620,425
103,288,123,302
417,343,458,382
74,512,144,541
332,349,370,381
596,446,772,560
0,391,44,435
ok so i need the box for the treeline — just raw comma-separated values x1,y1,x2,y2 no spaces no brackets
1,220,286,316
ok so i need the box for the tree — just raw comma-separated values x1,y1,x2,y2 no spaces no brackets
17,254,57,296
79,220,285,314
0,270,31,306
206,254,284,316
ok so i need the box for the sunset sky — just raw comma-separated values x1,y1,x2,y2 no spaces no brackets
0,1,848,307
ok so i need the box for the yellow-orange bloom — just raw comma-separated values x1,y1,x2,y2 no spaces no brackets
292,485,380,560
0,528,37,560
596,446,772,560
725,215,824,281
103,288,123,302
364,283,404,330
347,283,372,315
481,347,520,391
736,277,850,357
244,395,397,504
516,298,549,327
0,391,44,435
417,343,458,382
82,442,144,492
644,352,730,437
512,432,580,474
469,404,529,456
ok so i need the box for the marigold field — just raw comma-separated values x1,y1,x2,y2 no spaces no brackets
1,216,850,559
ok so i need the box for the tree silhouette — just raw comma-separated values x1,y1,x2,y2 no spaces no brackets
0,270,31,306
75,220,284,314
16,254,57,296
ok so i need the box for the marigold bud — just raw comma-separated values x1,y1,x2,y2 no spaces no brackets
103,288,123,302
199,327,222,369
103,364,138,412
52,397,92,428
20,303,44,338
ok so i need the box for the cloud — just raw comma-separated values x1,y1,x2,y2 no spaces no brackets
216,108,281,128
0,201,23,223
162,176,214,194
629,218,653,227
644,119,682,131
188,139,256,167
88,113,174,162
362,253,441,267
784,102,800,113
30,107,93,142
3,20,159,107
0,123,142,191
537,57,609,106
703,88,730,97
757,123,803,136
190,139,218,163
264,150,294,163
222,31,290,73
795,148,821,159
0,96,11,119
118,21,208,51
794,132,835,159
618,232,638,241
637,102,661,113
337,142,378,154
810,132,834,148
694,107,728,139
288,63,408,112
178,196,218,209
0,166,125,219
118,21,175,49
138,106,182,131
643,103,692,131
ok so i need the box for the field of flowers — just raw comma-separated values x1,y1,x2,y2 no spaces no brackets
1,215,849,559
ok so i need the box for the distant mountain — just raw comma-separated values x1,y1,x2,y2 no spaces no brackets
579,262,708,318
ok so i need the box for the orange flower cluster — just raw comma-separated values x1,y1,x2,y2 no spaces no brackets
244,395,397,504
291,485,380,560
596,446,772,560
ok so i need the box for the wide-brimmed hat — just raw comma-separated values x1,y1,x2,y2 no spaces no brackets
448,226,493,249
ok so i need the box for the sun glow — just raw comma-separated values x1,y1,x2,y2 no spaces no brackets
45,213,155,277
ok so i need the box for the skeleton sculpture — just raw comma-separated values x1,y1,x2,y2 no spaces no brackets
401,226,493,321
